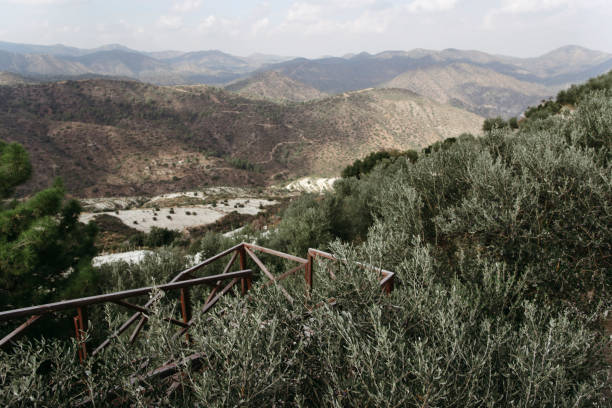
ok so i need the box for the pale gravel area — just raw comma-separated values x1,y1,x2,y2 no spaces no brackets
285,177,338,193
92,250,155,267
80,198,277,233
80,186,260,212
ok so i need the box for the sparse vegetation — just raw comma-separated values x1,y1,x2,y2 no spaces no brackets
128,226,180,248
0,80,481,196
224,156,262,173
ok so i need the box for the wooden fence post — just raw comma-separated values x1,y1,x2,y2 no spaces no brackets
305,251,313,293
179,288,191,342
239,246,251,295
74,306,88,362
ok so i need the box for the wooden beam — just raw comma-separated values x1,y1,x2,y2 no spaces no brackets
263,264,304,288
244,243,308,264
0,270,253,321
244,247,294,303
0,315,42,347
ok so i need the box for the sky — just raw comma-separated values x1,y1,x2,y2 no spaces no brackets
0,0,610,58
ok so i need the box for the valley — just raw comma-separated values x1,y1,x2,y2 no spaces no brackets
0,79,482,197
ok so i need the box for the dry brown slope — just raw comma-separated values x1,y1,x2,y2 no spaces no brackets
0,80,482,197
380,62,555,117
295,88,483,174
0,71,33,86
225,71,328,102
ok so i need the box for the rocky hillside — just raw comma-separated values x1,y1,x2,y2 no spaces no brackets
260,45,612,117
0,79,482,197
380,62,553,118
0,71,34,86
225,71,327,102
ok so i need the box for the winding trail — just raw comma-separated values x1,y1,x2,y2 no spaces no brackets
255,128,315,165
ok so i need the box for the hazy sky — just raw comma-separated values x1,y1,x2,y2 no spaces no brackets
0,0,610,58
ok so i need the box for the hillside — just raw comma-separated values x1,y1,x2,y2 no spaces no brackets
259,45,612,117
225,71,327,102
380,62,553,117
0,42,293,85
0,71,34,86
523,69,612,121
0,41,610,117
0,80,482,197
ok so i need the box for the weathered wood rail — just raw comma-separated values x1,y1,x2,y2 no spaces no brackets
0,242,395,376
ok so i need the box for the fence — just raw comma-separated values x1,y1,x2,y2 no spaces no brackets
0,243,395,376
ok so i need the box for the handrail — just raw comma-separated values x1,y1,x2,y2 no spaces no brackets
0,270,252,321
307,248,395,293
0,243,395,370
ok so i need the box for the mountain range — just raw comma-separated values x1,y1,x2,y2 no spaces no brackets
1,41,611,117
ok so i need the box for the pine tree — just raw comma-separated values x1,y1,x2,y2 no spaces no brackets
0,141,98,309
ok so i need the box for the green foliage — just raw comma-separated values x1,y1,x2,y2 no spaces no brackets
568,90,612,163
264,194,334,255
508,116,519,129
482,116,508,132
341,149,418,179
1,243,608,406
0,141,31,199
128,226,181,248
525,69,612,121
224,155,262,172
0,143,97,309
1,86,611,405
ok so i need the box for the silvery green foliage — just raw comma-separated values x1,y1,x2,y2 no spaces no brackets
0,244,609,406
567,90,612,163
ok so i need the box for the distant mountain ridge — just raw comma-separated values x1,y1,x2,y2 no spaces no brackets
0,41,610,116
257,45,612,117
0,41,295,85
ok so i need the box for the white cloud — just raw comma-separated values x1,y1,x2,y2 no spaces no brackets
251,17,269,35
278,0,395,36
286,2,322,23
483,0,604,29
197,15,217,32
158,15,183,30
3,0,79,4
407,0,458,13
171,0,202,13
497,0,572,14
197,15,240,36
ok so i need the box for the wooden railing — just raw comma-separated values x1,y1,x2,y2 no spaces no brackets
0,243,395,374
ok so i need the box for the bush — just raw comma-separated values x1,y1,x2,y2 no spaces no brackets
482,116,508,132
341,149,418,179
128,226,180,248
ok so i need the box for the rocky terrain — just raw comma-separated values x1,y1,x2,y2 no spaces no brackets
0,79,482,197
225,71,327,102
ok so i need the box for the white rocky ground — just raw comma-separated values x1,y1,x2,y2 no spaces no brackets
80,198,277,233
284,177,338,193
92,250,155,267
